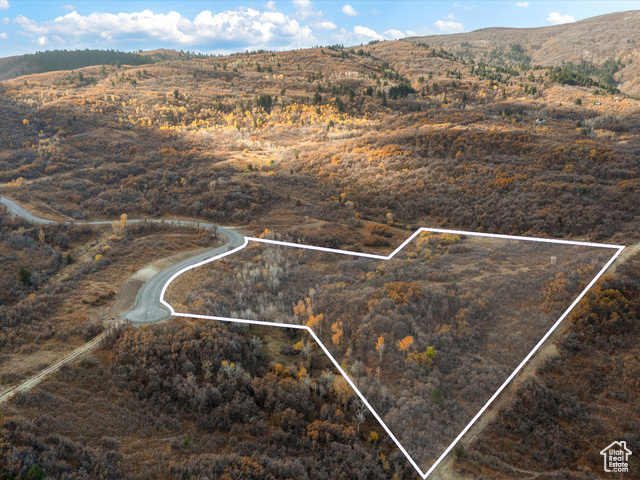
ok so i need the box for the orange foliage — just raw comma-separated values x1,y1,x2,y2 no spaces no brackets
396,336,413,352
384,281,422,305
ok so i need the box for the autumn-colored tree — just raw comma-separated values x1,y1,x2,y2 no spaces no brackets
306,313,323,332
110,213,128,235
7,177,25,188
396,336,413,353
293,300,306,316
331,321,343,346
542,272,569,313
332,375,353,410
407,346,437,371
384,281,422,305
294,297,313,318
375,336,385,363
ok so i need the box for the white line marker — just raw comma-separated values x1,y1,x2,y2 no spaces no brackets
159,228,624,479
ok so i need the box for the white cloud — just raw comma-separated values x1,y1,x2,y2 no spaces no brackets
383,28,404,40
345,25,406,42
454,2,462,6
341,4,360,16
311,20,337,30
0,32,7,39
292,0,318,19
37,35,47,45
63,4,75,11
547,12,575,25
14,14,44,34
2,17,9,24
12,8,315,49
516,2,529,6
353,25,382,41
434,20,464,33
0,0,8,11
264,1,277,11
370,8,379,15
443,12,455,20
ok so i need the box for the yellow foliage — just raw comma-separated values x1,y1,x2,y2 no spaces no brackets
94,254,103,262
293,300,306,316
436,324,452,335
396,336,413,352
438,233,461,246
332,375,352,406
407,347,436,370
384,281,422,305
306,313,324,330
331,321,343,346
6,177,25,188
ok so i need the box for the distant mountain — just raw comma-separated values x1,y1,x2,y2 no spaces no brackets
0,48,211,81
407,10,640,95
0,49,157,81
2,11,639,93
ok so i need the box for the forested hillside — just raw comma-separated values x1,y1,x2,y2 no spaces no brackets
0,9,639,480
0,48,213,81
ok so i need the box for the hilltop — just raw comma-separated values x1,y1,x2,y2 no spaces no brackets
0,48,207,81
1,10,640,92
407,9,640,94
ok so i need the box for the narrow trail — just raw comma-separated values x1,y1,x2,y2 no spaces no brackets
2,194,637,479
609,240,640,273
0,331,107,404
0,195,241,404
433,241,640,480
0,195,244,323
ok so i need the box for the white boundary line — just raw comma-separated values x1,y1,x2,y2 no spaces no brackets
159,228,624,479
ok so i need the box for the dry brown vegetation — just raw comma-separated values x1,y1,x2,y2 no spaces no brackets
1,21,639,241
0,208,221,390
451,254,640,480
166,231,611,471
1,10,640,479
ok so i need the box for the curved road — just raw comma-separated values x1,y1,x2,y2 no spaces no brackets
0,195,244,323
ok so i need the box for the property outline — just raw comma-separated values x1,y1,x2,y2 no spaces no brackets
159,227,625,479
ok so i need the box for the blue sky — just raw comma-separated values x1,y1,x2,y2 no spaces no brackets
1,1,639,57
